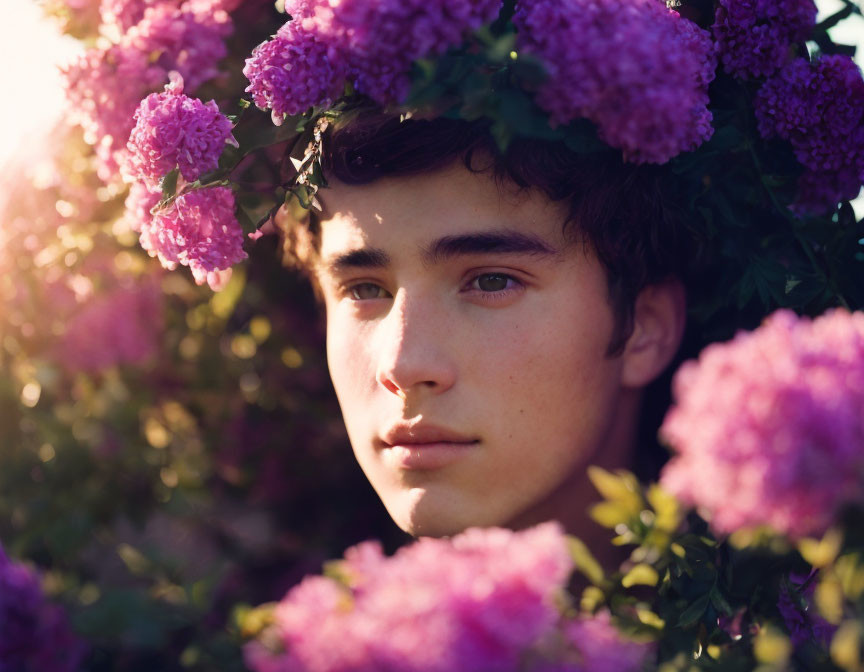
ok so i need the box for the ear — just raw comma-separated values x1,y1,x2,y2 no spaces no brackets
620,279,686,389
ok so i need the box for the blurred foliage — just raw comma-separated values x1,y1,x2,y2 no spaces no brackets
4,0,864,670
579,468,864,672
0,3,404,670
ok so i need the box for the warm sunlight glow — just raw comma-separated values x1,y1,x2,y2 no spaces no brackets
0,2,81,170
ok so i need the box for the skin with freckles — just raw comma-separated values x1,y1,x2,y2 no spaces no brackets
315,162,684,539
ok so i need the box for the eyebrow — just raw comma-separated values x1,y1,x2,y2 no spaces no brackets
421,231,558,265
321,230,558,274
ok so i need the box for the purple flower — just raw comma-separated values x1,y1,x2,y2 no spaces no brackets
660,309,864,539
514,0,716,164
60,279,163,373
121,182,162,233
99,0,169,32
64,1,232,181
125,75,236,187
248,0,502,112
63,44,165,180
777,572,837,648
318,0,502,105
755,55,864,213
243,19,347,124
0,546,86,672
532,611,651,672
123,1,232,92
141,186,247,289
712,0,817,79
245,523,575,672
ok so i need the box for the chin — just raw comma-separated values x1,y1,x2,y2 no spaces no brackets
384,486,512,538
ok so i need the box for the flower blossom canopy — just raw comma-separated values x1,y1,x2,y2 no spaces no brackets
712,0,817,79
660,309,864,539
99,0,167,32
60,281,163,374
63,0,233,179
245,523,582,672
244,0,502,118
513,0,716,164
63,44,166,179
754,54,864,214
0,546,86,672
123,1,232,92
141,187,247,290
125,74,236,187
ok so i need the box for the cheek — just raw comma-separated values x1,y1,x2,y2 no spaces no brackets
325,307,377,409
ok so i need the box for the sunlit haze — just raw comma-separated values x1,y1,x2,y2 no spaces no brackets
0,0,860,203
0,2,81,170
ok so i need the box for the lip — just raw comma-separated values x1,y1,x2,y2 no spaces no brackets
379,423,478,470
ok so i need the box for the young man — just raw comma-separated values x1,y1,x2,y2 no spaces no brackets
288,112,690,549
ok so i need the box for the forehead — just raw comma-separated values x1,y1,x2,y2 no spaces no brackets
317,162,573,259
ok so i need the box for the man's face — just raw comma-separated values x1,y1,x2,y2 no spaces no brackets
316,163,630,537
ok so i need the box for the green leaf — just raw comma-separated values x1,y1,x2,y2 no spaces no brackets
676,592,711,628
160,168,179,201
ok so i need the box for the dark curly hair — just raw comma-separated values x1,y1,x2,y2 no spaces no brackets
283,106,702,356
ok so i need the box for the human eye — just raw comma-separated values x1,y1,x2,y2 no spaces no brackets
345,282,391,301
462,272,525,303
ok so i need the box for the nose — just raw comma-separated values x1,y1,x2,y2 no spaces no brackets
375,289,457,399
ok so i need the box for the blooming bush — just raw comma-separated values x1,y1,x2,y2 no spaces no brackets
58,278,163,373
62,0,233,179
712,0,817,79
141,186,247,289
12,1,864,670
125,74,237,187
244,19,348,123
660,309,864,539
514,0,716,163
245,523,651,672
0,546,85,672
755,55,864,214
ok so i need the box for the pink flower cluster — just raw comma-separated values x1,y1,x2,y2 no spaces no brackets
59,279,163,374
139,187,247,290
64,45,165,181
123,1,232,91
125,75,236,187
514,0,716,164
63,0,232,179
660,309,864,540
0,546,86,672
754,55,864,214
244,0,502,119
712,0,817,79
245,523,650,672
100,0,169,32
244,19,347,123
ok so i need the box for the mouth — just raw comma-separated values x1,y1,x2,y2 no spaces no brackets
379,424,479,470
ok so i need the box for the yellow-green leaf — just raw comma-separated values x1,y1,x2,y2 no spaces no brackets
646,483,682,533
831,621,862,672
587,466,643,514
815,572,845,625
621,564,659,588
568,536,605,585
580,585,605,612
753,626,792,665
799,528,844,569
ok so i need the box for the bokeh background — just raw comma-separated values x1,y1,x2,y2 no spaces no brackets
0,2,407,670
0,1,861,670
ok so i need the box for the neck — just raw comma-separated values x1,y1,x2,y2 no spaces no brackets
506,389,641,571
